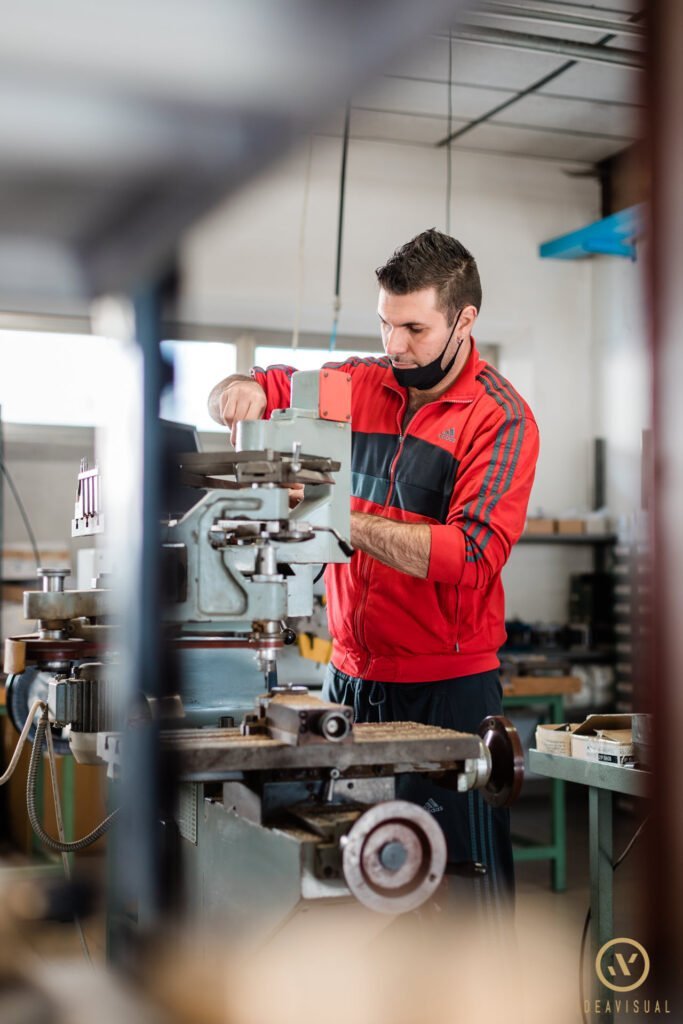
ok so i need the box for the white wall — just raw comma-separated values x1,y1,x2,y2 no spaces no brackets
181,135,601,620
591,247,649,520
2,426,94,548
1,139,647,632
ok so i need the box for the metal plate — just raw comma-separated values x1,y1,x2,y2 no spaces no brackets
162,721,481,779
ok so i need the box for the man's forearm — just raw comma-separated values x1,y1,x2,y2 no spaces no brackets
350,512,431,578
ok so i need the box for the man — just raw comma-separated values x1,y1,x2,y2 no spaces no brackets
208,229,539,912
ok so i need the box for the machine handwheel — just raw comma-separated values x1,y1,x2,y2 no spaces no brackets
341,800,447,914
478,715,524,808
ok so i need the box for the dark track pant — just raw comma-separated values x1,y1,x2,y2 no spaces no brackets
323,663,515,914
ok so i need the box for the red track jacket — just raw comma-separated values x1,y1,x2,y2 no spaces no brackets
252,343,539,683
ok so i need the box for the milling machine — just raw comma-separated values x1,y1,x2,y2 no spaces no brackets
4,369,523,933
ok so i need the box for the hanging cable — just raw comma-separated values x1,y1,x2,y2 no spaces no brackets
0,699,46,785
292,136,314,351
579,814,649,1024
27,711,119,853
445,28,453,234
0,459,41,569
330,104,351,352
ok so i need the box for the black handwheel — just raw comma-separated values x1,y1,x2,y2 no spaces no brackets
478,715,524,808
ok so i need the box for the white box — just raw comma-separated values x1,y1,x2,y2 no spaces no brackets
570,714,634,765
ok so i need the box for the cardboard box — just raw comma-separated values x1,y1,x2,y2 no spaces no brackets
525,517,556,536
535,723,578,756
571,714,634,765
584,730,635,766
556,519,587,535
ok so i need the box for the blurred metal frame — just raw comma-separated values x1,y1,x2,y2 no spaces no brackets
0,0,470,307
646,0,683,1003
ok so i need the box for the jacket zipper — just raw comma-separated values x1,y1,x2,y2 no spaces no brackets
352,551,373,675
384,403,431,508
351,392,408,676
453,585,461,653
352,393,473,674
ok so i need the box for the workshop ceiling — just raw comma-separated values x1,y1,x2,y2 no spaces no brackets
323,0,645,165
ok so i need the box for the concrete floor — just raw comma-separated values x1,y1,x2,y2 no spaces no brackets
0,781,648,1024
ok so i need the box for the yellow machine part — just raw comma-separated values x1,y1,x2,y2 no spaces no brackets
296,634,333,664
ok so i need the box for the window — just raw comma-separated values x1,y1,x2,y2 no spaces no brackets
160,341,236,431
0,330,126,426
0,332,235,430
254,346,376,372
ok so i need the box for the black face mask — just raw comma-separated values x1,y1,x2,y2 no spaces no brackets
391,309,464,391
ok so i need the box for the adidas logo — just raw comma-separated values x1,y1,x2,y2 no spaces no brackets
423,797,444,814
438,427,456,443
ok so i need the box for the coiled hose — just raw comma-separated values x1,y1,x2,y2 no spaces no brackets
27,712,119,853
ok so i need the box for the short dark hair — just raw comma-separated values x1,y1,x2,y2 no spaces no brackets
375,228,482,323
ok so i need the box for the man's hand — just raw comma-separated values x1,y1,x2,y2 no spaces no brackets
209,377,267,446
289,482,305,509
350,512,431,578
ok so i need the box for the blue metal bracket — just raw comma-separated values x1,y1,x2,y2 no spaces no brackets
539,204,643,261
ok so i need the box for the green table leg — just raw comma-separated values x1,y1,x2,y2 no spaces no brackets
551,777,567,891
589,785,613,1008
549,695,567,893
506,692,568,892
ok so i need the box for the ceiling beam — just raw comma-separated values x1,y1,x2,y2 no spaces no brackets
382,72,644,108
351,104,636,143
314,129,600,166
470,2,646,38
438,24,644,68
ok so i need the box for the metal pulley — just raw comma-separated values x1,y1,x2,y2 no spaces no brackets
340,800,447,914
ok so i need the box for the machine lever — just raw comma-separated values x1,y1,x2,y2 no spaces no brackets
311,526,354,557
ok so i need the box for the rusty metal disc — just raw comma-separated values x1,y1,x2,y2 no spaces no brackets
10,635,102,663
341,800,447,914
478,715,524,808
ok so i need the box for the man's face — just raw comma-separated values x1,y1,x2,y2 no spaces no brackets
378,287,455,369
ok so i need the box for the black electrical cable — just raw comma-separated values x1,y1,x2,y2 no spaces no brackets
579,814,649,1024
330,103,351,351
0,458,41,569
27,713,119,853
